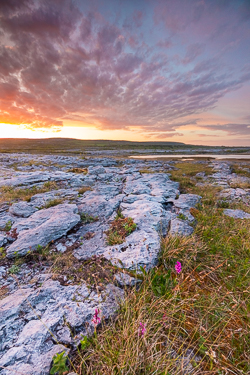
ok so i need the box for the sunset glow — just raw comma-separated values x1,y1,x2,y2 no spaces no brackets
0,0,250,145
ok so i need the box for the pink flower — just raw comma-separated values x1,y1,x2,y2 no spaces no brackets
139,322,146,336
175,261,182,274
92,308,101,326
162,313,167,327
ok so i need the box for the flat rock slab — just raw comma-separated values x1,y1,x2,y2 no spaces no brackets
6,204,81,258
0,172,51,187
223,209,250,219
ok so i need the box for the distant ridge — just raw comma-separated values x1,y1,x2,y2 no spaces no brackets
0,138,248,155
0,137,185,146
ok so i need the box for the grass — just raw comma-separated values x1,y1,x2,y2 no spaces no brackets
139,169,156,174
43,198,63,208
170,162,213,193
68,167,88,174
78,186,92,195
231,164,250,178
0,181,59,204
177,213,188,220
69,161,250,374
1,242,120,292
106,214,137,245
80,212,99,224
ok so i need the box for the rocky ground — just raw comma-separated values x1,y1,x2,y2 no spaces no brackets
0,153,250,374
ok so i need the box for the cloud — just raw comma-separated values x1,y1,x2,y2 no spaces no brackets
199,123,250,136
182,43,205,65
0,0,249,136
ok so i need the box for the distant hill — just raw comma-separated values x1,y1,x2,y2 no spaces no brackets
0,138,248,155
0,138,190,154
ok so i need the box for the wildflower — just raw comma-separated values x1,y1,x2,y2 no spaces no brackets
162,313,167,324
139,322,146,336
175,261,182,274
92,308,101,326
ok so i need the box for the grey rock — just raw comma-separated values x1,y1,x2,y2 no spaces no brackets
78,186,124,220
223,209,250,219
114,272,142,287
220,188,250,203
103,228,161,270
169,218,194,236
0,172,51,188
9,201,38,218
6,204,80,258
172,194,201,210
0,266,6,276
0,234,7,247
0,215,14,231
55,242,67,253
0,203,10,214
74,228,107,260
88,165,106,175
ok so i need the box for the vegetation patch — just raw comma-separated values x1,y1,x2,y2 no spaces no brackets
67,167,88,174
177,213,187,220
43,198,64,209
139,168,156,174
105,214,136,245
170,161,213,193
80,212,99,224
0,240,120,293
0,181,59,204
231,163,250,178
4,220,12,231
78,186,92,195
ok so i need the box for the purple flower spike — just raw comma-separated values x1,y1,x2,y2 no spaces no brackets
175,261,182,274
139,322,146,336
92,308,101,326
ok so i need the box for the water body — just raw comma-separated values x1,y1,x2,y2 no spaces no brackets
130,154,250,160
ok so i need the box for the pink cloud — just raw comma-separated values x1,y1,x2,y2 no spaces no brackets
0,0,249,138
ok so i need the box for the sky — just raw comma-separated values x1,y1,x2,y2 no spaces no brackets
0,0,250,146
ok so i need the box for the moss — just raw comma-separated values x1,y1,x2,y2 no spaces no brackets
106,215,136,245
